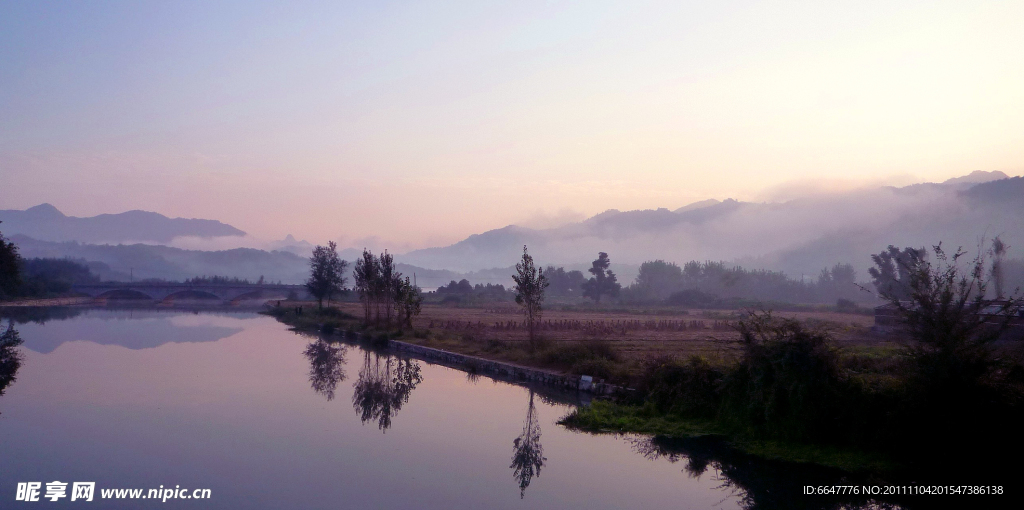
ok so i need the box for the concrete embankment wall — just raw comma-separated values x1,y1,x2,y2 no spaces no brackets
388,339,621,396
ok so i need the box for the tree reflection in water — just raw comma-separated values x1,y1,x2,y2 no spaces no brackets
303,338,347,401
351,351,422,432
0,321,25,415
510,389,546,498
629,435,907,510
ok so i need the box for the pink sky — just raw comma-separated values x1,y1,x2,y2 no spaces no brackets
2,1,1022,250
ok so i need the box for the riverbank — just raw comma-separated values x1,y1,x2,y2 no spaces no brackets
559,400,897,472
262,303,915,474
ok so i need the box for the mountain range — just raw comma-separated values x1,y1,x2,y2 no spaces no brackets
0,203,244,243
3,170,1021,285
399,171,1024,278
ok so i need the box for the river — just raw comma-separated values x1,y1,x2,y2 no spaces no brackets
0,308,908,509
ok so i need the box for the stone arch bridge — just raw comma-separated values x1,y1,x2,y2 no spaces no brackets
72,282,312,304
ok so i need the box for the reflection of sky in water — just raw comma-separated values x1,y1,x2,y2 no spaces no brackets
9,310,251,353
0,312,905,510
0,313,746,510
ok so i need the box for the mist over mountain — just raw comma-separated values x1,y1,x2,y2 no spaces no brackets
9,235,501,288
0,203,245,244
5,171,1018,288
399,171,1022,279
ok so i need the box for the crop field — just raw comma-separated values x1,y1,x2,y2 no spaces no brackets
329,302,888,364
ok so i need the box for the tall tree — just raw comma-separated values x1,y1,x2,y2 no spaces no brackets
0,222,22,300
512,245,548,351
395,276,422,328
353,249,379,324
582,252,620,303
378,250,399,326
306,241,348,309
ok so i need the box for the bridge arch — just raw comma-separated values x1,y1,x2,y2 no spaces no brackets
162,290,222,302
95,289,155,300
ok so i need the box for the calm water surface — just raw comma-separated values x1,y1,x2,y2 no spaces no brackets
0,310,895,509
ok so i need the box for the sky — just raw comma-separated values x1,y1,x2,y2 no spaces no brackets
2,0,1022,250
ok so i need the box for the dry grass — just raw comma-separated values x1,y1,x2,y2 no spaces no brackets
326,302,894,371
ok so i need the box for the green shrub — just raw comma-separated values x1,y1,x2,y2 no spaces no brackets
636,355,723,419
718,314,847,443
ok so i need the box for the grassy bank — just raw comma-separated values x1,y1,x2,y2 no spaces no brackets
265,302,1024,479
559,400,896,472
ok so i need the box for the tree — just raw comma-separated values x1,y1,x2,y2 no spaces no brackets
306,241,348,310
353,249,380,324
512,245,548,350
396,276,422,328
873,243,1022,390
582,252,620,303
544,266,586,297
0,222,22,300
379,250,399,326
868,246,926,301
631,260,684,301
353,249,409,329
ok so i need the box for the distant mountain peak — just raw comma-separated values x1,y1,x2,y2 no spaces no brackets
942,170,1009,186
0,204,245,244
23,203,65,218
674,199,721,214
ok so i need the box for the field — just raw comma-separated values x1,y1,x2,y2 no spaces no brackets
320,302,894,375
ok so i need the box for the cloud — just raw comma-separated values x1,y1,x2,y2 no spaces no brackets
514,208,587,230
753,174,919,202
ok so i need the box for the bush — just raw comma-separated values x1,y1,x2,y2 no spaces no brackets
718,313,847,443
636,355,724,419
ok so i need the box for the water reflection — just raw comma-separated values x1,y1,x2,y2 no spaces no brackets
510,389,546,498
303,338,347,401
1,307,244,353
351,351,422,431
0,306,85,325
629,435,906,510
0,321,23,398
0,321,25,417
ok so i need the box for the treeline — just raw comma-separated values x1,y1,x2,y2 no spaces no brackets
434,279,513,302
1,223,100,299
185,275,282,286
622,260,864,306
